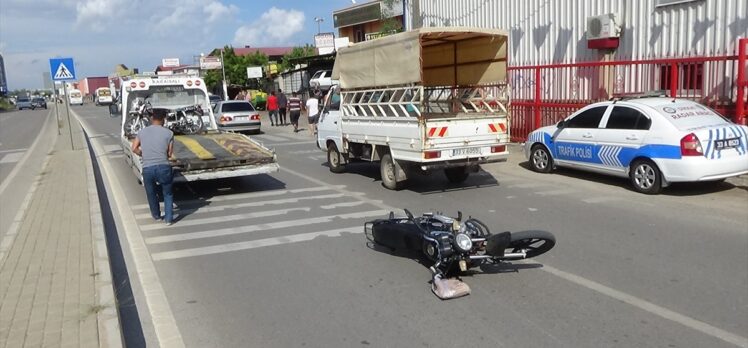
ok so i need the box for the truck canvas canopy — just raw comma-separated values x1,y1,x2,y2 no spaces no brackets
332,27,508,89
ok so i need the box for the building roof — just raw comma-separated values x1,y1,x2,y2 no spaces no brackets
155,64,190,72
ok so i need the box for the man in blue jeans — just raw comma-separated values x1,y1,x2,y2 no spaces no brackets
131,111,175,225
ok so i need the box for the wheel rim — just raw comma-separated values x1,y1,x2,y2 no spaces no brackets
532,149,548,169
329,149,339,167
633,164,655,189
384,158,395,182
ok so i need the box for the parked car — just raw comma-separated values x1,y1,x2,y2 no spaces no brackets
16,97,33,110
209,94,222,109
214,100,261,134
31,97,47,109
524,97,748,194
309,70,338,91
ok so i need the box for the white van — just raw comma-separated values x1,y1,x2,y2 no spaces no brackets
68,89,84,105
94,87,113,105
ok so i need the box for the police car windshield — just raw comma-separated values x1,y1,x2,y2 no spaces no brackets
657,102,731,130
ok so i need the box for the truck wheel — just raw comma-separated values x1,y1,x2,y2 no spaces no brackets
444,166,469,183
327,144,346,173
380,153,405,190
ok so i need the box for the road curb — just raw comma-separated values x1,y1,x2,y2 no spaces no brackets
82,128,125,348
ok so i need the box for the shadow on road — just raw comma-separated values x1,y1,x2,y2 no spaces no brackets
517,160,739,196
324,161,500,194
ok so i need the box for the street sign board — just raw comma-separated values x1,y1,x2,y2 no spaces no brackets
162,58,180,67
49,58,76,81
246,66,263,79
200,56,222,70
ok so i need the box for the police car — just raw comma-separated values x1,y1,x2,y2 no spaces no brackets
524,97,748,194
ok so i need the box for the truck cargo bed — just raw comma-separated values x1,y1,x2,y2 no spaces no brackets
170,133,274,171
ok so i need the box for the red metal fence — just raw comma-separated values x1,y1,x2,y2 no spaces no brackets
508,40,748,142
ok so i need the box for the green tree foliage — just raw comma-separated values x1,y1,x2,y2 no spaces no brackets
204,46,270,92
380,0,404,35
280,45,317,71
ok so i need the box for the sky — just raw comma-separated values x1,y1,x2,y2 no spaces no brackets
0,0,362,90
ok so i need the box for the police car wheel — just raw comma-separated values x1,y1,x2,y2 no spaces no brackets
630,159,662,194
530,145,553,173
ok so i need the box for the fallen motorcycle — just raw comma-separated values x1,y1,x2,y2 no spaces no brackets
365,209,556,299
124,98,204,137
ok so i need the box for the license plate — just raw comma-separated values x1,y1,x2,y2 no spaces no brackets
714,137,740,150
234,116,248,120
452,147,482,156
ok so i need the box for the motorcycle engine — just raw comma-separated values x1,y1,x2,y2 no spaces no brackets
423,232,454,262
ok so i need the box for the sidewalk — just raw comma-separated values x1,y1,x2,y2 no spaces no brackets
0,106,121,347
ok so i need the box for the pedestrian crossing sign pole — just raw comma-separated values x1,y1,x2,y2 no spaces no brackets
49,57,77,149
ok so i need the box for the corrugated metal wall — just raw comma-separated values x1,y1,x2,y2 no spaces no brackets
412,0,748,65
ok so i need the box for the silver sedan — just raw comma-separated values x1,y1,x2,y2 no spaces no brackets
214,100,261,134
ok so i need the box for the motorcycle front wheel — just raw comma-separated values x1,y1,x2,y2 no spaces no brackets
506,230,555,259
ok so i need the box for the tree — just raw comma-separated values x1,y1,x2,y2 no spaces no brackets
280,45,316,71
380,0,404,35
204,46,270,93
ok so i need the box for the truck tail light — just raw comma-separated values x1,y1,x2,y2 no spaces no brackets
491,145,506,153
424,151,441,159
680,133,703,156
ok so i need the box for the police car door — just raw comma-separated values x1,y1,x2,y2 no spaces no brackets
595,105,651,175
553,105,608,169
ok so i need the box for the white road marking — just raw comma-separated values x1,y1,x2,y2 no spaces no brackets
134,193,347,219
152,226,362,261
528,208,538,212
73,110,185,347
145,210,389,244
0,152,24,164
508,183,546,189
254,134,286,142
320,201,367,209
0,147,28,154
288,149,320,154
582,196,617,204
270,141,316,147
0,108,54,202
534,189,575,196
308,155,327,161
537,264,748,348
139,207,311,231
131,185,341,210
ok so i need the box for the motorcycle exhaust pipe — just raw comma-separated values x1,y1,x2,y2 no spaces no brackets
469,250,527,260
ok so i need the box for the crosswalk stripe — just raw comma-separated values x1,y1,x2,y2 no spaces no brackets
140,207,311,231
134,193,347,219
269,141,316,147
131,185,342,210
320,201,367,209
151,226,362,261
253,134,286,142
145,209,389,244
0,152,24,164
582,196,617,204
0,148,28,154
534,189,575,196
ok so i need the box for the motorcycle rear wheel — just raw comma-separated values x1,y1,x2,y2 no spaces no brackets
507,230,555,259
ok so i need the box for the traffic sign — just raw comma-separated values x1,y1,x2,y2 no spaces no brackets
49,58,76,81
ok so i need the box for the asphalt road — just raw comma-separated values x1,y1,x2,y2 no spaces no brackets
0,105,58,240
71,103,747,348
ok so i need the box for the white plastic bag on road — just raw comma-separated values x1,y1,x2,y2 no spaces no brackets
431,275,471,300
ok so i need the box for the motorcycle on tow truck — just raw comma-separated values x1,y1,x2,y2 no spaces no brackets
366,210,556,299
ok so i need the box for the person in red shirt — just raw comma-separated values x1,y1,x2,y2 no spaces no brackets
266,91,279,126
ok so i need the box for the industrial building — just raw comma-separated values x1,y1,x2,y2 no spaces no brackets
389,0,748,139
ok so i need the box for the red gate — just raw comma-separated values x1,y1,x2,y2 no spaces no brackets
509,43,745,141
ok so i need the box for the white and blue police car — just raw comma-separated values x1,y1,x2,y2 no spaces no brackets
524,97,748,194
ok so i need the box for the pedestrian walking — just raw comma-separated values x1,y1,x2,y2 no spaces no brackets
305,95,320,136
267,91,279,126
278,89,288,126
288,92,303,133
131,111,175,225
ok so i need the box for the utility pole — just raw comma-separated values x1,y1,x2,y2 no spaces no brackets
314,17,324,34
220,48,228,100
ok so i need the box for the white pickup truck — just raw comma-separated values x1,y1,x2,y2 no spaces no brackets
118,75,279,183
316,27,511,190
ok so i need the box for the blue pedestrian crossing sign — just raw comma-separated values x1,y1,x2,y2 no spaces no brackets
49,58,76,81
